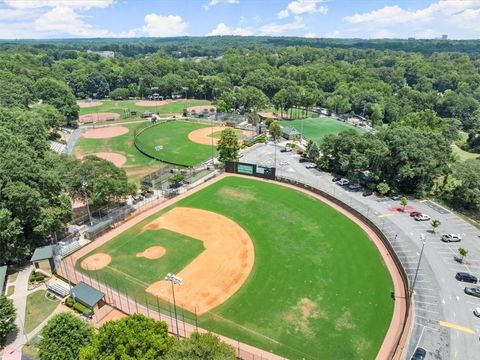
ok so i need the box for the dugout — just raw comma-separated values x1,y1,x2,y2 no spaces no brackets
70,281,105,313
30,245,55,276
84,218,114,240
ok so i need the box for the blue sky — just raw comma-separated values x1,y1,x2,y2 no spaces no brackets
0,0,479,39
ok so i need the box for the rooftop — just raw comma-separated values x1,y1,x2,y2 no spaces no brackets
30,245,54,262
70,281,104,308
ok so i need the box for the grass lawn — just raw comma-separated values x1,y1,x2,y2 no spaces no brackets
135,120,216,166
77,176,393,359
24,290,59,333
279,117,362,144
79,99,210,116
452,144,479,161
74,122,165,182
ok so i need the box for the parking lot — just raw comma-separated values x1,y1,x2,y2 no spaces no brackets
242,143,480,360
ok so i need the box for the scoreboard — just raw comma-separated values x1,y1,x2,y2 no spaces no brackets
225,161,276,180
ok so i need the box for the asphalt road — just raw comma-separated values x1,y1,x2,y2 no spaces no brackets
242,143,480,360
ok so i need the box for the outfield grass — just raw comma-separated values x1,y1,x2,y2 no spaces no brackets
79,99,210,116
24,290,59,333
135,121,216,166
74,122,165,182
77,177,393,359
279,117,362,144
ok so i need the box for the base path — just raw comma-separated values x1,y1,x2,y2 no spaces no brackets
188,126,255,145
144,207,254,314
79,112,120,123
77,101,102,108
82,126,129,139
135,100,170,107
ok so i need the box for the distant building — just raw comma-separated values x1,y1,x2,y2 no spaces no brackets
86,50,115,58
441,34,448,40
282,126,301,141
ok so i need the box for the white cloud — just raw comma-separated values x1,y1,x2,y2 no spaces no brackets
207,23,252,36
416,28,441,39
142,14,188,37
33,6,112,37
344,1,480,26
203,0,238,11
304,32,315,38
450,8,480,31
0,8,36,20
3,0,115,10
369,29,395,38
228,0,240,3
277,0,327,19
260,16,305,34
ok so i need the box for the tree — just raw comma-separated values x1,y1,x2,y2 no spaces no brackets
217,128,240,163
443,159,480,211
458,247,468,264
400,196,408,211
35,77,79,124
376,182,390,196
430,219,441,233
66,156,136,208
80,314,173,360
166,332,236,360
39,312,93,360
268,121,282,140
169,172,185,185
0,296,16,346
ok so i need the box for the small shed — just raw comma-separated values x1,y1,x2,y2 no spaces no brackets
30,245,55,275
70,281,105,313
0,266,7,295
282,126,301,140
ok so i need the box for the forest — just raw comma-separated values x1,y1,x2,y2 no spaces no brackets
0,37,479,264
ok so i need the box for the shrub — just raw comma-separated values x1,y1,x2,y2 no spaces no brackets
65,297,74,307
73,301,90,315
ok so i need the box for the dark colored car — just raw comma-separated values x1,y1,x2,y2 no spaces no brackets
410,211,422,217
456,272,478,283
298,157,309,163
465,287,480,298
411,347,426,360
362,190,373,197
332,176,341,182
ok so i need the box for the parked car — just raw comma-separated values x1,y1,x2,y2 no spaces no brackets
305,163,316,169
132,195,144,204
465,287,480,298
337,178,350,186
332,176,342,182
456,272,478,283
278,161,289,166
409,211,422,217
298,158,309,163
411,347,426,360
441,233,462,242
414,214,431,221
390,194,402,201
362,190,373,197
348,183,361,191
280,147,292,152
474,308,480,317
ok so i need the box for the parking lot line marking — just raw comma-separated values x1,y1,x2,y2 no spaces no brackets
439,321,475,334
417,308,439,314
416,314,441,322
415,300,438,306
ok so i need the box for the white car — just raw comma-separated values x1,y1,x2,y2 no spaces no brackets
305,163,316,169
414,214,431,221
441,233,462,242
474,308,480,317
278,161,289,166
337,179,350,186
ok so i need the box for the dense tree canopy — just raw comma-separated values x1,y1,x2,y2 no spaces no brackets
39,312,94,360
166,332,236,360
0,295,16,346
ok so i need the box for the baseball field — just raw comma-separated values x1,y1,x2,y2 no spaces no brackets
76,176,394,359
278,117,362,144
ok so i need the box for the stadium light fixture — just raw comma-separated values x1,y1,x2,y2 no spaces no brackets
165,273,183,337
410,234,426,298
81,181,93,226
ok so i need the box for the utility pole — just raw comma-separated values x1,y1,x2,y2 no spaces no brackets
165,273,183,337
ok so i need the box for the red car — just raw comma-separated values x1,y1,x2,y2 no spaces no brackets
410,211,422,217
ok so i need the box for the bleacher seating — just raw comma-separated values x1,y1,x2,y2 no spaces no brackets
50,141,66,154
47,282,70,297
58,240,82,257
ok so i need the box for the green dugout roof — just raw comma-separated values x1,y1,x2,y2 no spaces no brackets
30,245,54,262
70,281,104,308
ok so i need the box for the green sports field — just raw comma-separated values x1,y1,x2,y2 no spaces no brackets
279,117,362,144
135,121,215,166
77,176,393,359
79,99,211,117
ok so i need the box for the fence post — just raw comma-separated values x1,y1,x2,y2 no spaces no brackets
125,288,131,314
156,296,162,321
145,293,150,318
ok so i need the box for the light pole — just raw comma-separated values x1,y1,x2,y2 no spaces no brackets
165,273,182,337
410,234,426,298
82,181,93,226
182,87,189,113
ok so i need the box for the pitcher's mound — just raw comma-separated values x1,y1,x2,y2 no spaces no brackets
136,246,166,259
94,152,126,167
77,101,102,108
81,253,111,270
83,126,129,139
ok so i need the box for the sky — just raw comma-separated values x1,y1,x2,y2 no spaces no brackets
0,0,479,40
